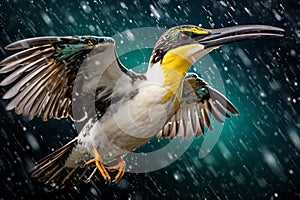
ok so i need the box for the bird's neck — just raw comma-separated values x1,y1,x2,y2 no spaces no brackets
146,51,192,110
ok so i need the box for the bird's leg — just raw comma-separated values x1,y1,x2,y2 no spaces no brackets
107,157,126,183
86,147,111,182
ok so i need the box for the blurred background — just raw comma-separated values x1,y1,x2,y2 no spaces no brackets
0,0,299,199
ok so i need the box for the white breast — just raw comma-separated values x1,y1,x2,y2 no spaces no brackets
79,82,174,163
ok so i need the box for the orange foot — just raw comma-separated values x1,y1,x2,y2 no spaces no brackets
108,157,126,183
86,147,111,182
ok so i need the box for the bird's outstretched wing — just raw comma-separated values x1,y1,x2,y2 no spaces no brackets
157,74,239,140
0,36,131,121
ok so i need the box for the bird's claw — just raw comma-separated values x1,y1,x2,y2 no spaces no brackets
107,158,126,183
86,147,111,182
85,148,126,184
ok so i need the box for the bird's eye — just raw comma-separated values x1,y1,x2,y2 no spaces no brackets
178,32,191,42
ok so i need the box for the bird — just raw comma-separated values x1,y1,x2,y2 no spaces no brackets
0,24,284,189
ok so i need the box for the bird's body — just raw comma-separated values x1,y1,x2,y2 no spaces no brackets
0,24,284,188
73,81,172,165
64,46,179,167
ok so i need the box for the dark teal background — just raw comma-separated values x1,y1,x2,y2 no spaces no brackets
0,0,299,199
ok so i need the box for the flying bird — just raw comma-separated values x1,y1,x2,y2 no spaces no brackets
0,24,284,188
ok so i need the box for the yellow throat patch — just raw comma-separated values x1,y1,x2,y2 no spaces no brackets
160,43,205,110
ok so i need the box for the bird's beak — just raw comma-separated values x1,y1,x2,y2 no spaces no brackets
197,25,284,48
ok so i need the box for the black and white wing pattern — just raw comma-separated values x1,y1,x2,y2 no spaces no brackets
0,36,131,121
157,74,239,140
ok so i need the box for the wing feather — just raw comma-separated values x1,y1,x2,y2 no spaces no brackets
157,74,239,140
194,109,204,138
5,36,74,50
3,62,51,99
0,46,52,73
185,108,194,140
168,116,177,140
213,100,230,118
209,87,239,115
0,56,49,86
0,36,131,121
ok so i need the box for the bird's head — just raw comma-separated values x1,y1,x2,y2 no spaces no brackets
147,24,284,107
150,24,284,72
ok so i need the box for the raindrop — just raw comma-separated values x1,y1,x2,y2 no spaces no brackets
67,15,75,24
149,4,161,20
41,12,53,27
262,147,287,180
89,25,95,32
120,2,128,10
244,7,253,17
287,129,300,151
173,172,183,182
26,133,40,151
81,1,92,14
290,49,296,57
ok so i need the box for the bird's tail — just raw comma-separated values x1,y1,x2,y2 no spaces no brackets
31,138,89,189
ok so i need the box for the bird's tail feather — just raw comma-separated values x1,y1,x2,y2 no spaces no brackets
31,138,88,189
